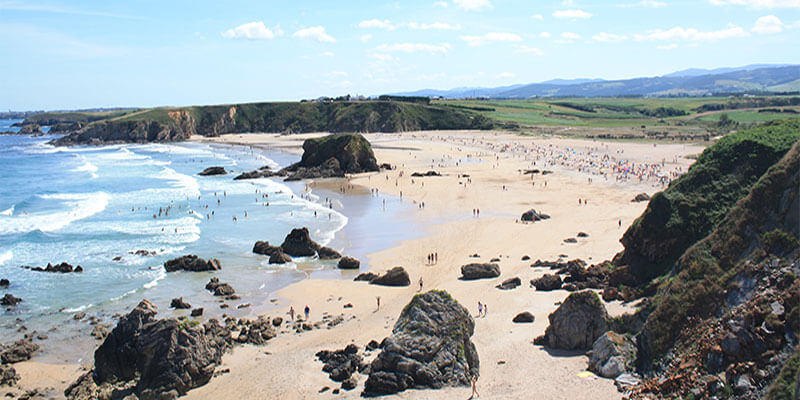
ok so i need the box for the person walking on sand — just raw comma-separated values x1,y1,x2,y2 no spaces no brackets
478,302,483,317
483,303,488,318
304,305,310,321
468,375,479,399
289,306,295,321
419,277,424,292
376,296,381,310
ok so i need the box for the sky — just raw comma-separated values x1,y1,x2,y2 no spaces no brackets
1,0,799,110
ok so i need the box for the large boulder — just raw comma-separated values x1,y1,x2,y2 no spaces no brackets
496,277,521,290
280,227,320,257
363,290,479,396
234,166,284,180
460,263,500,280
354,272,379,282
531,274,562,291
371,267,411,287
1,293,22,306
0,278,8,288
268,251,292,264
521,209,551,222
284,134,379,178
198,166,227,176
535,290,610,350
252,241,282,256
164,255,221,272
317,344,362,383
30,262,83,273
170,298,191,309
0,339,39,363
318,246,342,260
631,193,650,202
513,312,535,323
88,300,232,398
236,317,277,345
338,257,361,270
0,364,20,386
587,331,636,379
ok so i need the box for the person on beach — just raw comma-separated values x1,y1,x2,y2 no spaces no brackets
478,302,483,317
419,277,424,292
304,305,310,321
289,306,295,321
435,252,438,264
483,303,488,317
469,375,479,399
376,296,381,310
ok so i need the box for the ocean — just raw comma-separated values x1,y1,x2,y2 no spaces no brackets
0,119,417,362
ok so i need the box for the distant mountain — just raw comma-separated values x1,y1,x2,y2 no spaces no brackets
387,65,800,99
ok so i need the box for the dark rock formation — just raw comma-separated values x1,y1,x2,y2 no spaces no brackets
280,227,320,257
191,308,203,317
379,163,393,170
205,278,235,297
338,256,361,270
282,134,379,181
587,331,636,379
521,209,551,222
460,263,500,280
29,262,83,273
317,246,342,260
234,166,284,180
563,237,578,243
631,193,650,202
354,272,379,282
521,255,530,261
363,290,479,396
317,344,363,383
0,339,39,363
1,293,22,306
0,364,20,386
252,241,282,256
496,277,521,290
411,170,441,177
269,251,292,264
577,232,589,238
236,317,276,345
512,312,535,323
534,291,610,350
0,278,9,288
170,298,191,309
164,255,221,272
370,267,411,287
531,274,562,291
198,166,227,176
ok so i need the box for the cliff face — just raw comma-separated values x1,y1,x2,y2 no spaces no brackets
51,101,492,146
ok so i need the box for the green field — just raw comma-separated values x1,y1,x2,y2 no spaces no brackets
697,110,800,123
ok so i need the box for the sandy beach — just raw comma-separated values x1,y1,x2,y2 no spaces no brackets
3,130,704,399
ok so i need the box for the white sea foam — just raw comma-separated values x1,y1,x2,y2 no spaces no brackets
0,192,111,234
156,167,201,197
0,205,13,216
72,156,99,179
62,304,93,313
143,269,166,289
134,143,217,157
0,250,12,266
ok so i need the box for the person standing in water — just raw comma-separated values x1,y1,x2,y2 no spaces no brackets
304,305,310,321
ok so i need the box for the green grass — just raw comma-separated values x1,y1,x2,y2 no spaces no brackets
698,110,800,123
765,348,800,400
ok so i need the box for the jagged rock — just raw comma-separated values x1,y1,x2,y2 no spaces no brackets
521,209,550,222
91,325,109,340
234,166,283,180
531,274,562,291
411,170,441,177
587,331,636,378
460,263,500,280
577,232,589,238
164,255,221,272
342,375,358,390
513,312,535,323
283,158,345,181
317,344,362,383
268,251,292,264
0,339,39,363
318,246,342,260
283,134,379,178
237,317,276,345
631,193,650,202
354,272,378,282
1,293,22,306
370,267,410,287
280,227,320,257
170,298,191,309
562,283,578,292
379,163,393,170
252,241,282,256
191,308,204,317
205,278,235,296
83,300,232,399
0,364,20,386
29,262,83,273
0,278,9,288
198,166,227,176
496,277,521,290
535,290,610,350
563,237,578,243
363,291,479,396
338,257,360,270
272,317,283,327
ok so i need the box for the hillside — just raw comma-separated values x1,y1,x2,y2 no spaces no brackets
49,101,493,145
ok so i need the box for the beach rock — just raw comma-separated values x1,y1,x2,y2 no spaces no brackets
0,364,20,386
338,257,360,270
521,255,530,261
342,375,358,390
587,331,636,379
363,290,479,396
283,157,345,181
191,308,204,317
535,290,610,350
496,277,521,290
563,237,578,243
1,293,22,306
0,278,8,288
513,312,535,323
198,166,227,176
521,209,550,222
283,134,379,178
354,272,378,282
531,274,562,291
29,262,82,273
91,325,109,340
0,339,39,363
459,263,500,280
237,317,276,345
318,246,342,260
370,267,411,287
379,163,393,170
317,344,362,383
602,287,620,302
252,241,282,256
205,278,235,296
577,232,589,238
164,255,221,272
489,257,501,262
411,170,441,177
233,165,282,180
272,317,283,327
280,227,320,257
88,300,232,398
631,193,650,202
170,297,191,309
268,251,292,264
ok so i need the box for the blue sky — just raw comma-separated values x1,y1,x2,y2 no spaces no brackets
1,0,799,110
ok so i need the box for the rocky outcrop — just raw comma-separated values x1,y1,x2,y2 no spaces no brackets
587,331,636,379
531,274,563,291
1,293,22,306
317,246,342,260
0,278,8,288
460,263,500,280
411,171,441,177
0,339,39,363
70,300,232,399
205,278,235,297
370,267,411,287
198,166,227,176
496,277,521,290
317,344,363,383
534,291,610,350
363,290,479,396
521,209,551,222
631,193,650,202
338,257,360,270
53,119,191,146
513,312,535,323
268,251,292,264
164,255,221,272
0,364,19,386
282,134,378,181
236,317,276,345
28,262,83,273
234,166,284,180
252,241,282,256
354,272,379,282
280,228,319,257
170,298,191,309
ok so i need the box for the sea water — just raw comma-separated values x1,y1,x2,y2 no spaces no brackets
0,123,419,361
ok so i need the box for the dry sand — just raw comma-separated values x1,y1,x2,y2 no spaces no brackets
4,130,703,399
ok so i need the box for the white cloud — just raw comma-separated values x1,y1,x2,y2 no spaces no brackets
433,1,449,6
221,21,277,40
752,15,784,33
553,9,593,19
592,32,628,42
374,43,451,54
515,45,544,55
532,14,544,20
370,53,396,61
460,32,522,46
497,72,515,78
709,0,800,8
539,31,552,38
360,34,373,43
657,43,679,49
320,51,335,57
408,22,461,30
634,25,748,41
358,19,396,30
618,0,668,7
293,26,336,43
453,0,492,10
561,32,581,39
